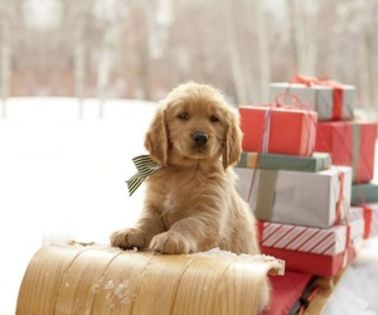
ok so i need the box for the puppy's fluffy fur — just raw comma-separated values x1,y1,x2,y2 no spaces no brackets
111,82,269,310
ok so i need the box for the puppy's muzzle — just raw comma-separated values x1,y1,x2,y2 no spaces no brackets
192,131,208,146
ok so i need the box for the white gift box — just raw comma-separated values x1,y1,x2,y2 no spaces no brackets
235,166,352,228
269,82,355,121
269,82,316,111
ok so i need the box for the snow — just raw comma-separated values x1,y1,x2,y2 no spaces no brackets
193,247,285,275
0,97,155,314
0,97,377,314
324,237,378,315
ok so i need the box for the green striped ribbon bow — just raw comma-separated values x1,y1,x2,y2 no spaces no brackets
126,155,162,196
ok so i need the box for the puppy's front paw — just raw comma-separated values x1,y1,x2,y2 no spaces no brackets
110,228,146,250
149,231,191,254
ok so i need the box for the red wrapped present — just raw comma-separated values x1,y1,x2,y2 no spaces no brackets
316,121,377,183
261,246,356,277
257,218,363,276
350,204,378,239
239,106,317,156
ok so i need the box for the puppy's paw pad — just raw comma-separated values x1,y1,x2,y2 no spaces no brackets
149,231,191,254
110,228,146,250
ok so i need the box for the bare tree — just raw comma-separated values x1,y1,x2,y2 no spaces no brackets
138,0,154,99
0,0,12,118
2,0,378,112
61,0,93,118
250,0,270,102
287,0,318,75
95,1,123,118
364,3,378,110
222,0,248,104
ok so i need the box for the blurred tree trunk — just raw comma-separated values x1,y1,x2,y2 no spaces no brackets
367,5,378,109
137,0,153,100
287,0,317,75
74,24,85,119
363,33,378,111
357,34,370,108
251,0,270,102
353,2,378,110
0,2,12,118
97,23,118,118
97,40,111,118
223,0,247,105
72,0,92,119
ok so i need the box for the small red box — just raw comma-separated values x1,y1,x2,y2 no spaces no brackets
239,106,317,156
316,121,377,183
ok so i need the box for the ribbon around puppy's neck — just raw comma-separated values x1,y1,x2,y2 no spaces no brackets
126,155,162,196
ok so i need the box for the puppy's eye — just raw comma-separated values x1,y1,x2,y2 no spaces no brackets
210,115,220,123
177,112,190,120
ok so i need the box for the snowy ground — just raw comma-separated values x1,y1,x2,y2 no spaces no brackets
0,97,377,314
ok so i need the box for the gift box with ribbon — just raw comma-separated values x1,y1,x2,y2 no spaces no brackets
316,121,377,183
239,106,317,156
269,82,316,111
235,166,352,228
237,152,331,173
351,183,378,205
269,75,356,121
350,204,378,239
258,217,363,276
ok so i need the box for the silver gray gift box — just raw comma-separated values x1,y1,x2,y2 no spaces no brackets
269,82,355,121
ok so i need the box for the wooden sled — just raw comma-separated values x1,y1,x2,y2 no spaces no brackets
305,270,345,314
16,244,284,315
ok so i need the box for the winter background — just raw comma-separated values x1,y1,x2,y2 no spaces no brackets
0,0,378,314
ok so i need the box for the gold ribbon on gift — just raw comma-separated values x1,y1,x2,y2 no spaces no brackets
334,172,345,224
312,152,332,170
254,170,278,221
239,152,259,168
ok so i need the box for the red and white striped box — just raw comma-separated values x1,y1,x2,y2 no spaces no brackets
258,219,363,256
258,218,363,276
350,203,378,239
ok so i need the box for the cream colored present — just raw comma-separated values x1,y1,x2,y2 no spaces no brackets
235,166,352,228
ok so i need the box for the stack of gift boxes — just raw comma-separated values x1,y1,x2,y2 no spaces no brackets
270,76,378,241
235,75,377,277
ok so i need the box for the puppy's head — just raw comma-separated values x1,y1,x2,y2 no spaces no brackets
145,82,242,169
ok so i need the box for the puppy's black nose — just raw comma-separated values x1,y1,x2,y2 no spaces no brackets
192,132,208,146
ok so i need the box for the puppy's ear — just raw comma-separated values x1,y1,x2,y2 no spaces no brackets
144,107,169,166
223,109,242,169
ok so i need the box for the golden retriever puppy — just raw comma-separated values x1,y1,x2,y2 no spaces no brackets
111,82,269,311
111,82,260,255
